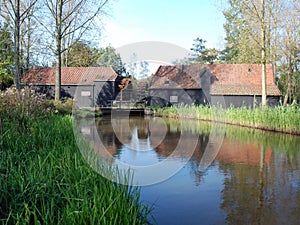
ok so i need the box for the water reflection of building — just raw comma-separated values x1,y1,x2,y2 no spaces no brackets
77,119,122,158
216,139,272,165
78,117,272,166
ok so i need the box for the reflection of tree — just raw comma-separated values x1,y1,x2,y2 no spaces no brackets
129,117,150,139
153,123,180,157
220,163,270,224
219,143,300,225
256,145,265,225
188,134,210,186
95,119,123,157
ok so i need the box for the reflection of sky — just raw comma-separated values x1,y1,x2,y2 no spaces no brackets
140,164,226,225
115,127,161,166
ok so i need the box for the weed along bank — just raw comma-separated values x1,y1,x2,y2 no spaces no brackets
21,67,131,108
148,64,281,108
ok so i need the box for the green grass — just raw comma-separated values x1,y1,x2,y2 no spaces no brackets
155,104,300,135
0,114,151,225
162,116,300,164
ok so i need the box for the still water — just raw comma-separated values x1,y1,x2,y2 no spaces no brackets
77,116,300,225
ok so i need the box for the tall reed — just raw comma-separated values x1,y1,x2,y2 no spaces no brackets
0,88,151,224
155,104,300,135
0,115,151,224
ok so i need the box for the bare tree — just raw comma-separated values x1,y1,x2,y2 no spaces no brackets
39,0,109,100
0,0,38,90
20,2,37,72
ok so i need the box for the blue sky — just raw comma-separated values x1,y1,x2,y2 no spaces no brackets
100,0,226,51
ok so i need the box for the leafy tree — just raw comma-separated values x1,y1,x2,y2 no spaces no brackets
0,20,14,90
137,61,150,79
96,46,126,74
126,53,138,78
63,43,126,76
63,41,95,67
190,38,219,64
221,1,261,64
276,1,300,104
0,0,38,90
220,0,281,106
220,0,300,105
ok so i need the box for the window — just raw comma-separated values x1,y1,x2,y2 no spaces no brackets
81,91,91,97
170,95,178,103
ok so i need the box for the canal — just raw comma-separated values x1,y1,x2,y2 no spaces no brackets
76,116,300,225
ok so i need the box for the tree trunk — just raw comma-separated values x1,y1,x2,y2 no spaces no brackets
55,0,63,101
283,60,293,106
261,0,267,107
14,0,20,91
283,93,288,106
55,38,62,101
26,16,31,71
272,0,279,78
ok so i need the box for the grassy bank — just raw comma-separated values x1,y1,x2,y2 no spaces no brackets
0,88,150,224
164,118,300,155
155,104,300,135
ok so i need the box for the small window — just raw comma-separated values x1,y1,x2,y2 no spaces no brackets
170,95,178,103
81,91,91,97
37,77,42,82
164,80,169,85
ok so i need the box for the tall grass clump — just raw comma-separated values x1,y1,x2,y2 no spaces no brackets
0,88,151,224
0,87,51,130
155,103,300,135
225,104,300,134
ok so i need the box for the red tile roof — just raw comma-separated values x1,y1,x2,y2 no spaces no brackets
150,64,281,96
22,67,118,85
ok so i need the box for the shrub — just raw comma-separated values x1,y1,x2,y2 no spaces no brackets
46,97,74,115
0,87,51,130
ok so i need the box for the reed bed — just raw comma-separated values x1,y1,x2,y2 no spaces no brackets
0,88,151,225
162,117,300,163
155,104,300,135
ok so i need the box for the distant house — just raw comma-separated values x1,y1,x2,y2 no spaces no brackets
22,67,125,107
149,64,282,108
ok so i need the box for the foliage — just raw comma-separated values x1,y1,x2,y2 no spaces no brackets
275,1,300,104
96,46,126,75
0,87,52,131
73,107,102,118
63,42,127,76
47,97,75,115
0,0,38,90
63,41,96,67
0,87,77,128
222,0,263,64
139,61,150,79
220,0,300,103
189,38,219,64
0,20,14,90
